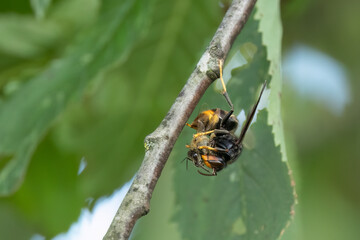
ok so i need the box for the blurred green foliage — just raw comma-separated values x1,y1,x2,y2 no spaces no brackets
0,0,155,196
281,0,360,240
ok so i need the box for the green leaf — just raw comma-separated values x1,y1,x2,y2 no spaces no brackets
0,0,154,196
170,6,294,240
0,134,83,237
0,0,100,90
255,0,288,161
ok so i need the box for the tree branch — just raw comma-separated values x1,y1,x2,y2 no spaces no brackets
103,0,257,239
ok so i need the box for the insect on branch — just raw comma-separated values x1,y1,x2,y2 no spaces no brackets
103,0,257,239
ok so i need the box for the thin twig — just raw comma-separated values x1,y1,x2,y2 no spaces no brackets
103,0,257,239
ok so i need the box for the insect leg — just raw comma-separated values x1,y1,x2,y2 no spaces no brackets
219,60,234,112
193,130,215,138
219,60,235,127
186,123,196,129
197,169,217,176
197,145,228,152
193,129,229,138
197,164,213,176
197,159,224,176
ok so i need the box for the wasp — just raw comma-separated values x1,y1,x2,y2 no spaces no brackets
185,60,266,176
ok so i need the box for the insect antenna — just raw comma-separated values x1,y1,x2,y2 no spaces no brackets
237,81,267,144
181,157,190,170
197,164,213,176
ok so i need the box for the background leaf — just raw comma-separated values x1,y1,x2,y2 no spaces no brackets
0,0,153,196
0,0,157,238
